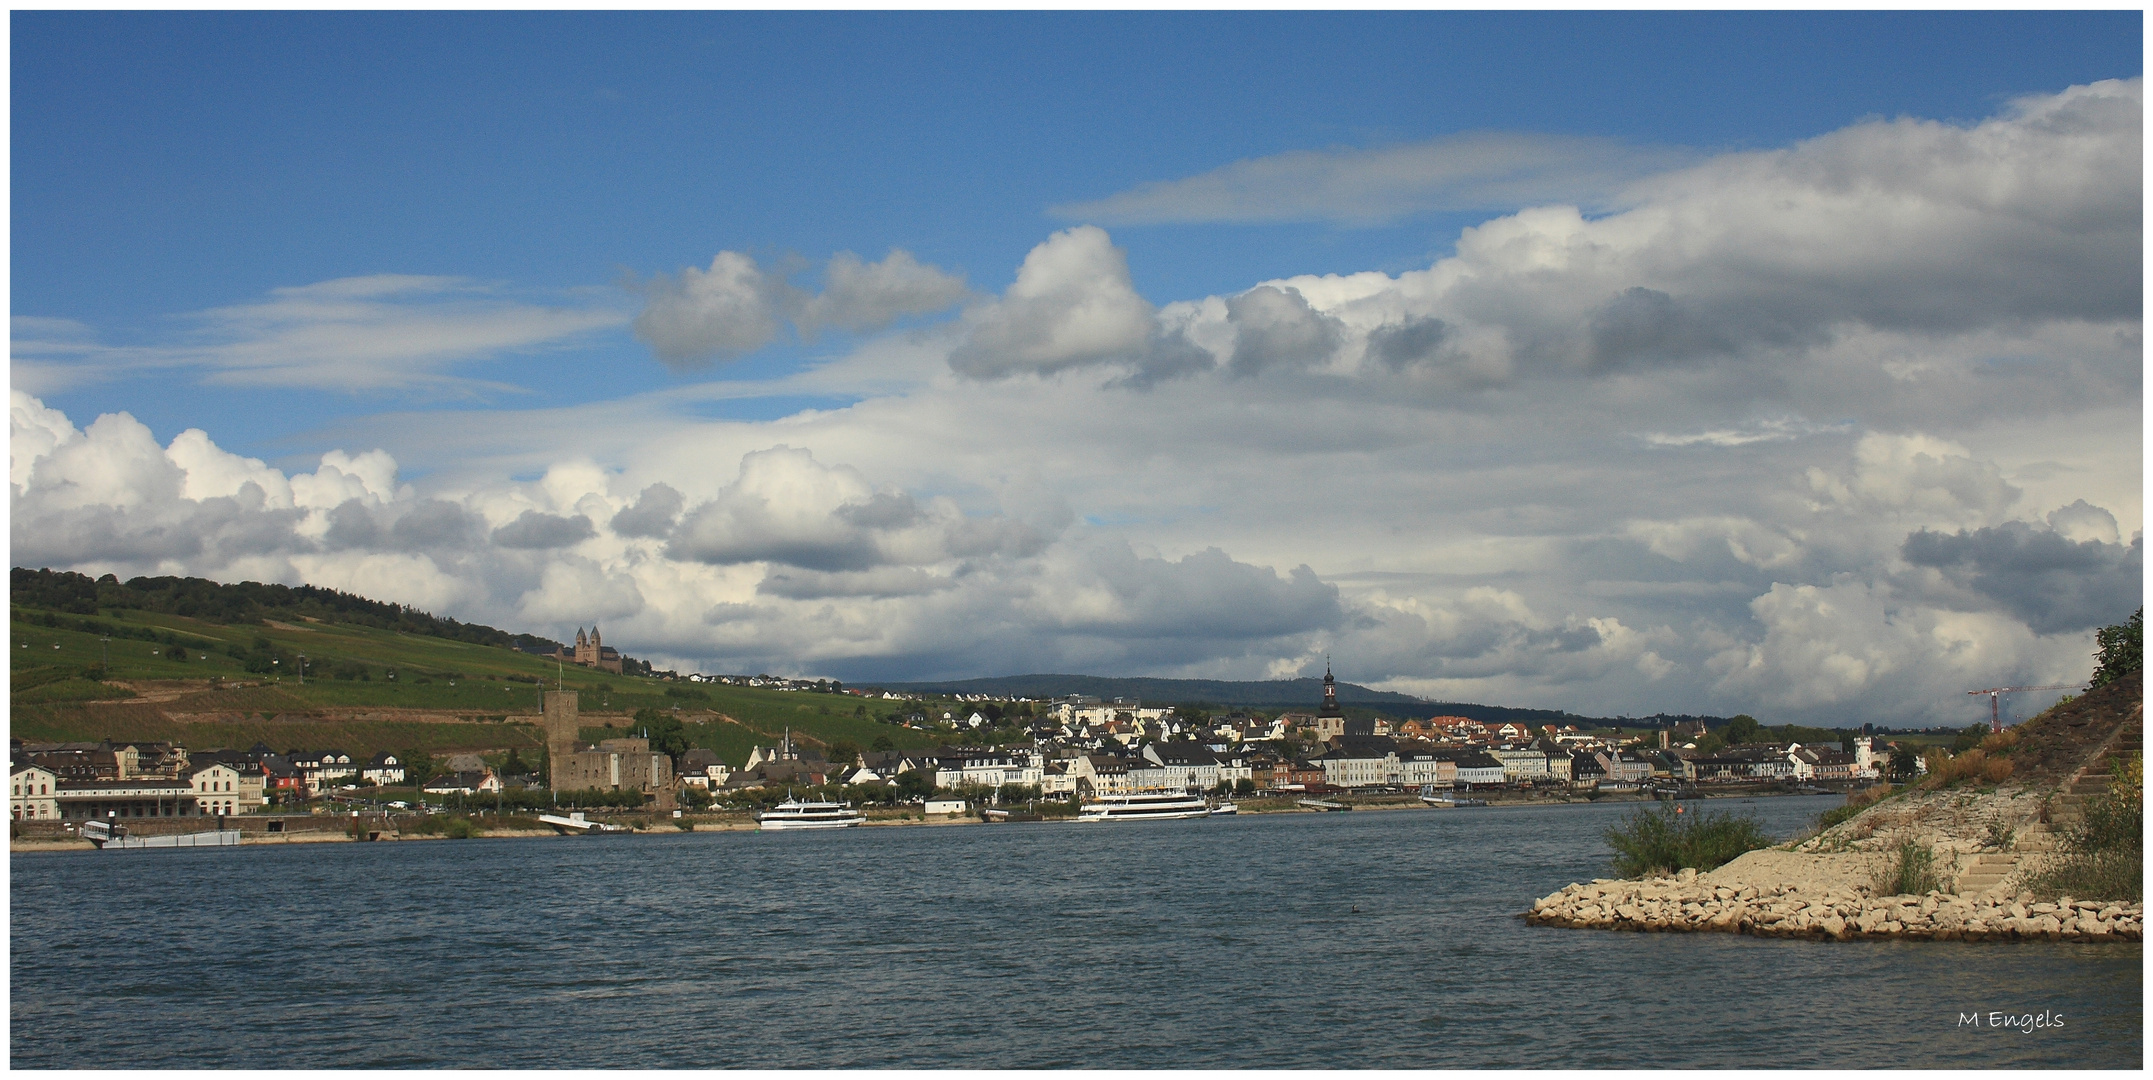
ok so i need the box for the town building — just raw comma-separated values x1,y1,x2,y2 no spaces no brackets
542,690,674,808
185,761,249,817
11,764,59,820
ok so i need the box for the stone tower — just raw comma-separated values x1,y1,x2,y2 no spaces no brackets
543,690,580,791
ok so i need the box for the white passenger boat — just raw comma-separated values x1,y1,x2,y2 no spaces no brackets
80,820,241,849
539,811,630,835
1077,791,1211,822
1208,801,1238,816
756,799,863,830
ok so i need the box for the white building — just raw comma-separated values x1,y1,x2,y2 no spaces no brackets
1492,747,1552,782
931,748,1043,789
11,765,59,820
1139,743,1222,790
1318,737,1401,789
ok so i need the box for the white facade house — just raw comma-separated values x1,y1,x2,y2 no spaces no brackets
1396,753,1456,788
932,749,1043,789
1492,748,1552,782
361,752,405,787
11,765,59,820
1139,743,1222,790
1319,739,1401,789
1449,752,1509,786
185,762,247,817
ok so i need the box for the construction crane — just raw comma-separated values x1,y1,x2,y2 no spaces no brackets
1966,684,2084,733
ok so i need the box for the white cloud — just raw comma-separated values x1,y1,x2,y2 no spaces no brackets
633,248,968,368
1053,131,1695,225
10,276,627,393
632,252,789,364
12,81,2140,727
947,226,1158,379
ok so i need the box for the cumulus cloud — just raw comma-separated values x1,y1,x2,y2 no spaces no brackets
632,252,789,365
1052,131,1695,225
798,250,972,336
633,249,967,368
1707,578,2092,714
491,510,597,550
947,226,1158,379
1807,433,2020,526
1902,516,2142,633
1133,78,2140,390
609,482,685,539
1225,286,1345,377
11,81,2141,725
666,446,1045,572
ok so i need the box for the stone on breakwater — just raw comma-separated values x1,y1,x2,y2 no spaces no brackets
1523,874,2144,944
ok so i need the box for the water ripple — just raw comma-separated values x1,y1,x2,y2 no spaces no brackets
12,797,2140,1068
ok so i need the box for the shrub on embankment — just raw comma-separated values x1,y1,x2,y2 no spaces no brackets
1604,802,1772,877
2028,753,2142,903
1813,784,1893,833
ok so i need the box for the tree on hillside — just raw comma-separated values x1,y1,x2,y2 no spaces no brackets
871,734,895,753
2091,608,2142,688
1722,715,1761,745
1950,723,1991,754
632,707,689,759
403,748,438,787
826,739,860,767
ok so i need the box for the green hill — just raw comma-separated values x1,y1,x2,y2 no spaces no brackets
10,580,944,767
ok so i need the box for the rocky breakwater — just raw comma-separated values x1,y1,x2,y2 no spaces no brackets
1524,867,2143,942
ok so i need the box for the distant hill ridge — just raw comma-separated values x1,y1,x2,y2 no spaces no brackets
11,567,562,654
870,673,1648,725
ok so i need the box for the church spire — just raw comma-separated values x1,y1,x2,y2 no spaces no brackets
1320,656,1341,717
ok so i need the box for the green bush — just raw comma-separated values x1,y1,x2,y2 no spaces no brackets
2029,753,2142,902
1605,802,1772,877
1876,839,1948,896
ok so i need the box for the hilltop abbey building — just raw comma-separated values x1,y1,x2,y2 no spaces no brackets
547,626,624,674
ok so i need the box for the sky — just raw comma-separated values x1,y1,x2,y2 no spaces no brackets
10,12,2144,726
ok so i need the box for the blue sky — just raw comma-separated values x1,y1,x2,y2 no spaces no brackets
11,13,2143,722
16,11,2137,459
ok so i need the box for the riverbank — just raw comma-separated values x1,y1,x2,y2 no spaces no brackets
1524,671,2142,944
1524,864,2144,941
11,784,1859,852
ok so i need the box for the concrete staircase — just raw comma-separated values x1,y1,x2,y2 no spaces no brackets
1954,708,2139,897
1956,852,2019,896
2050,710,2143,832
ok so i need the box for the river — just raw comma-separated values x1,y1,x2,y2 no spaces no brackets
10,795,2139,1068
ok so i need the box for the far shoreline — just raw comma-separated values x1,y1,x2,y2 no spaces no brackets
9,785,1842,852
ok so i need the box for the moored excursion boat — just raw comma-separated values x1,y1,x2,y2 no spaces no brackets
1078,791,1211,822
756,799,864,830
80,819,241,849
1208,801,1238,816
1419,795,1488,808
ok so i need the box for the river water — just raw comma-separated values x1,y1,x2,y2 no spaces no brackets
11,795,2139,1068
